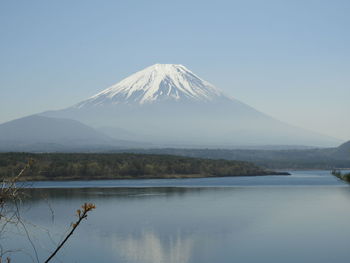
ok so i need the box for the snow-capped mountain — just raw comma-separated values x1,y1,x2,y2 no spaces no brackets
75,64,224,107
41,64,340,147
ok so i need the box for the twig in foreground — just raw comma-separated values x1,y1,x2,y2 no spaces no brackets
44,203,96,263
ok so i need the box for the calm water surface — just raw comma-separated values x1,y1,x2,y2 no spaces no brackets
6,170,350,263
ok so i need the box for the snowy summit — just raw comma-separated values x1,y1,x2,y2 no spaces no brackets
76,64,224,107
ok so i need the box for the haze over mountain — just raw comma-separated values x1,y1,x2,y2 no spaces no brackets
0,115,143,152
42,64,340,147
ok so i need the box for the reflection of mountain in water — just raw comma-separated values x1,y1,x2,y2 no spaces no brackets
115,231,193,263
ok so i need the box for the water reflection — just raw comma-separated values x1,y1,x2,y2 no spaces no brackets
25,170,344,189
22,187,211,203
6,172,350,263
115,231,193,263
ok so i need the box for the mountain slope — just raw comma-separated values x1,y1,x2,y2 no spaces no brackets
42,64,341,147
0,115,117,151
332,141,350,160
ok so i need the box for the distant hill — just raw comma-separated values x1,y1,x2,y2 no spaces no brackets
332,141,350,160
0,115,143,151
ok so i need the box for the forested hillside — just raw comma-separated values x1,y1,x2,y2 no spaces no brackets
114,142,350,169
0,153,287,181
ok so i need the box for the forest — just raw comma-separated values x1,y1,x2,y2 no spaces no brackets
332,170,350,183
0,153,287,181
113,144,350,169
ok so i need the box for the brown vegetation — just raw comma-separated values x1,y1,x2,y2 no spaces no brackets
0,160,96,262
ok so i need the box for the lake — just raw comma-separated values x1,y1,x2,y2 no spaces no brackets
4,170,350,263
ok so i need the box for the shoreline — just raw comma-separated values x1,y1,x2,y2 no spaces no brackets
15,171,290,183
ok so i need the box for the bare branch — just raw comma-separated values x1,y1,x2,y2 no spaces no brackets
44,203,96,263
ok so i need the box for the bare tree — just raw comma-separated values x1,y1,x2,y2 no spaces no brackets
0,161,95,262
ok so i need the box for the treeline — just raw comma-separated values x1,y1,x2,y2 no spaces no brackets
332,170,350,183
0,153,286,181
112,148,350,169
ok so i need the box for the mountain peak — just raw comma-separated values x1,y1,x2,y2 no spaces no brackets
149,63,185,69
75,64,224,108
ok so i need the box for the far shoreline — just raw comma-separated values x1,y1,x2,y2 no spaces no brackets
18,171,291,183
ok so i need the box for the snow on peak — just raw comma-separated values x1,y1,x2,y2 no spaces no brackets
75,64,224,107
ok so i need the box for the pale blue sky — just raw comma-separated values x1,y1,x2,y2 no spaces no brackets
0,0,349,140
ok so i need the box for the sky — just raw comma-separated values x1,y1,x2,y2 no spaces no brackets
0,0,349,141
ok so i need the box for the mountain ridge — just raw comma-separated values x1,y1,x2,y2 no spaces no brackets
0,115,148,151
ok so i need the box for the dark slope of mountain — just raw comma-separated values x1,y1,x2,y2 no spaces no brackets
0,115,142,151
332,141,350,160
0,115,108,142
42,64,340,147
